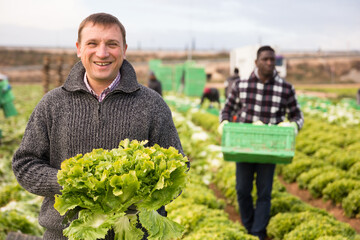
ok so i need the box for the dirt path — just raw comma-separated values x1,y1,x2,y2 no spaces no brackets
278,176,360,233
209,183,242,223
209,183,274,240
296,90,338,98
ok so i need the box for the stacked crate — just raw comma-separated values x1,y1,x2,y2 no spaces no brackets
148,59,206,96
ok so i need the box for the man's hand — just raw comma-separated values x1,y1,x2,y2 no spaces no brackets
278,121,298,135
218,120,229,135
290,122,298,135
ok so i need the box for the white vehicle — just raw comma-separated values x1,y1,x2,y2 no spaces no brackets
230,45,287,79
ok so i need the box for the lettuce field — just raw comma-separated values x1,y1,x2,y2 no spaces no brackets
1,84,360,240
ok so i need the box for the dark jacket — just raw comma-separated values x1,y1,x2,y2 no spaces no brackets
225,74,240,98
12,60,184,238
200,88,220,106
148,78,162,96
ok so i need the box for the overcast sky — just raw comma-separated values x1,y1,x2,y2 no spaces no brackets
0,0,359,51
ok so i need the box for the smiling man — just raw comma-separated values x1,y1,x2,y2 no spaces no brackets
12,13,185,240
76,15,128,98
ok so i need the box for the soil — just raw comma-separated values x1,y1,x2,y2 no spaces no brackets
296,89,338,98
209,183,242,223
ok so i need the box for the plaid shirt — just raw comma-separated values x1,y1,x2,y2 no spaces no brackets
84,71,121,102
220,69,304,130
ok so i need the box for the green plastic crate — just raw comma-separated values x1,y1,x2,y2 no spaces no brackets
154,66,174,91
221,123,295,164
184,67,206,97
149,59,162,72
184,81,205,97
174,64,185,92
2,101,18,117
0,79,18,117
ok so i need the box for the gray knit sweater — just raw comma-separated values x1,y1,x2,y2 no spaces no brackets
12,60,184,237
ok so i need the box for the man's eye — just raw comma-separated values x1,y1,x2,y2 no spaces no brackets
88,42,96,46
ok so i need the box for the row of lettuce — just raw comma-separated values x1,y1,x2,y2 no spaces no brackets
166,94,360,240
279,117,360,218
298,95,360,127
286,95,360,219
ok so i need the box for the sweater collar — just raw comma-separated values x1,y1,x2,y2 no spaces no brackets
62,59,140,94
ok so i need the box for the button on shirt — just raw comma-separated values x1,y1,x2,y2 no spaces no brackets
221,68,304,130
84,72,121,102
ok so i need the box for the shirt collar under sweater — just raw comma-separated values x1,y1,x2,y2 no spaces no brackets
83,71,121,102
62,59,140,94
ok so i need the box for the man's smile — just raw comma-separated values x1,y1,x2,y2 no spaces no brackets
94,61,112,66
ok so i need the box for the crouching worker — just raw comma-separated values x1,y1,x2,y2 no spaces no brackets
147,71,162,96
200,87,220,108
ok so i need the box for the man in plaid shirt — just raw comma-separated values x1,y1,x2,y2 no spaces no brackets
220,45,304,240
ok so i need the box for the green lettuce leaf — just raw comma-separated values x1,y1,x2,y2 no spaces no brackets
63,210,124,240
113,214,144,240
139,210,184,240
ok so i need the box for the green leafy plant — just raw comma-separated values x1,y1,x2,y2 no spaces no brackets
315,236,352,240
267,211,355,240
308,170,346,198
297,166,335,189
283,218,355,240
190,110,219,136
267,212,321,240
54,139,189,240
282,158,313,183
342,189,360,218
270,192,303,217
322,178,360,204
349,162,360,179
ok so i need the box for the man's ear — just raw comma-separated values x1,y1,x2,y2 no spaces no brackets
76,42,81,58
123,44,128,59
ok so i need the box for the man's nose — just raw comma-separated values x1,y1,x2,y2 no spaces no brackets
96,43,109,58
266,59,275,65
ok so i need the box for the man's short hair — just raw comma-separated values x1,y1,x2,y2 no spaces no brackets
234,68,239,74
78,13,126,46
257,45,275,59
